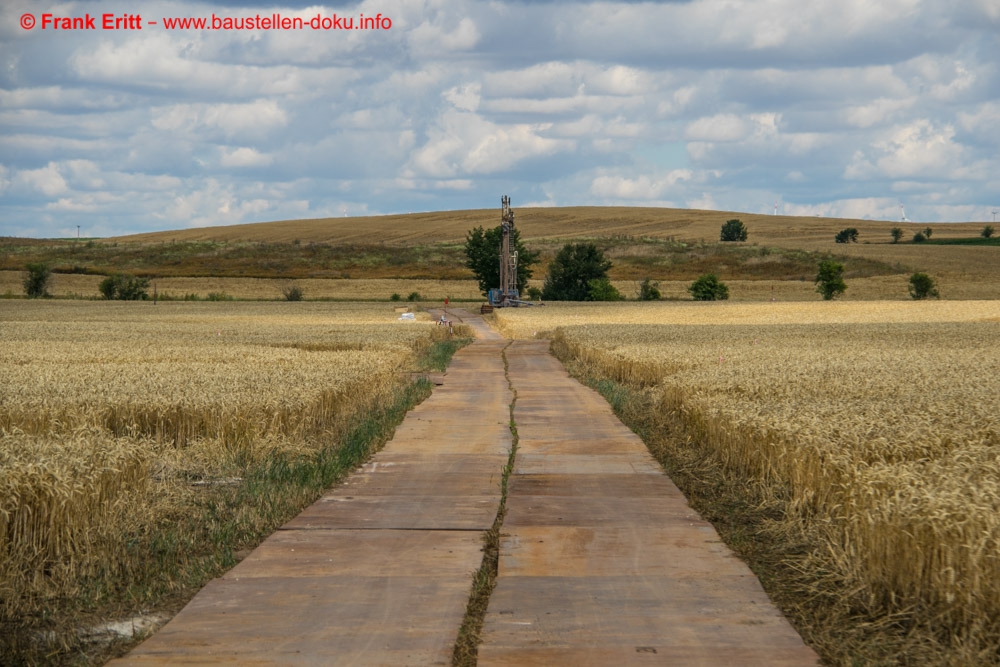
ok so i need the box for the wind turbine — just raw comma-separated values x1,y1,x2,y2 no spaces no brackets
773,201,779,215
900,204,909,223
992,208,998,223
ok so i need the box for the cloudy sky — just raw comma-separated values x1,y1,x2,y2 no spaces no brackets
2,0,999,237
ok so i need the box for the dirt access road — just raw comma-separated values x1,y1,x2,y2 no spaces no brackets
111,312,817,666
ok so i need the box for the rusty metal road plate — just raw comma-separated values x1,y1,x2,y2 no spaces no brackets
111,330,511,666
477,340,819,666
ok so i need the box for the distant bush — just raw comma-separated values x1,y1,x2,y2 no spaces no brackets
407,291,421,302
542,242,613,301
912,232,927,243
982,225,995,239
835,228,859,243
282,285,304,301
908,273,940,300
891,227,904,243
527,286,542,300
815,260,846,300
206,292,233,301
688,273,729,301
924,226,933,239
587,277,623,301
99,274,149,300
23,263,51,299
720,219,748,242
390,293,401,301
638,278,661,301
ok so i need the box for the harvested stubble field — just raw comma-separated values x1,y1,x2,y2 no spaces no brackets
0,300,467,663
10,270,974,303
0,271,484,302
7,206,998,301
107,206,999,286
493,301,1000,664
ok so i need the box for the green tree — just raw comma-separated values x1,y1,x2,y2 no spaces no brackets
908,273,939,300
688,273,729,301
815,260,846,300
891,227,904,243
587,277,623,301
924,226,933,239
638,278,661,301
912,232,926,243
99,273,149,300
835,228,859,243
720,219,748,242
464,225,538,297
982,225,995,239
542,243,612,301
22,263,51,299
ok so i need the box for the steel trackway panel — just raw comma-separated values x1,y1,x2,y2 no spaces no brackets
477,340,819,666
110,336,511,666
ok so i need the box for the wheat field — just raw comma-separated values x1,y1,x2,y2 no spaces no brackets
494,301,1000,661
0,300,453,623
0,271,484,301
13,270,995,303
492,299,1000,338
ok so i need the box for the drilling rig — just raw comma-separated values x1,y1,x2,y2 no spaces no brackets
483,195,530,312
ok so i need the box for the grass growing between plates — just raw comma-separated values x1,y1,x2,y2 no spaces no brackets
452,341,517,667
417,333,476,373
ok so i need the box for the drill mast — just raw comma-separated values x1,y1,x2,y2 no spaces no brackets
487,195,522,308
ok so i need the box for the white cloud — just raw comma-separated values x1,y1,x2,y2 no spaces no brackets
161,179,274,228
1,0,998,235
46,191,122,213
657,87,696,117
16,163,69,196
685,114,748,142
784,198,903,220
151,100,287,139
686,192,718,211
71,34,357,98
844,97,915,128
958,102,1000,145
408,16,480,56
482,62,581,98
846,120,973,180
443,84,481,112
220,147,273,168
62,160,105,189
433,179,474,190
406,109,573,178
590,170,693,199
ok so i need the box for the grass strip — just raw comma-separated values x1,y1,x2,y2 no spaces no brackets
418,338,474,372
452,341,517,666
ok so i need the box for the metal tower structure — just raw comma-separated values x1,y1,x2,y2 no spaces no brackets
487,195,522,308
